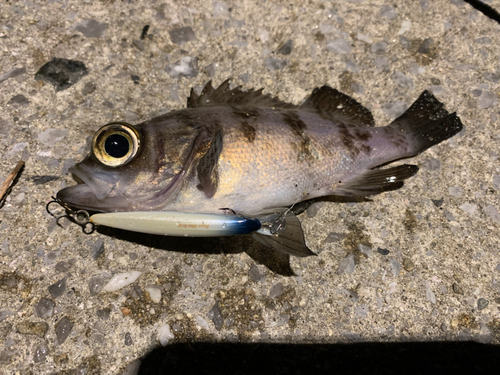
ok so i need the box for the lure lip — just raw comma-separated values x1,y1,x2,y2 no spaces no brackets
89,211,262,237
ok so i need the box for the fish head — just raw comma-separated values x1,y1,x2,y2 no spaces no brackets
57,119,201,212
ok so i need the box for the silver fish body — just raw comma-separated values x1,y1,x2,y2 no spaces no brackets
57,81,463,256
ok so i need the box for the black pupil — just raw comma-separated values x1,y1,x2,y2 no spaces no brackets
104,134,130,158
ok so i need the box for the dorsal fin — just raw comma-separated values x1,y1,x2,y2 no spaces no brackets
300,86,375,127
187,79,297,109
197,129,223,198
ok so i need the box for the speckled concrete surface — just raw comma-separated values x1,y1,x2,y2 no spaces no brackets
1,0,499,373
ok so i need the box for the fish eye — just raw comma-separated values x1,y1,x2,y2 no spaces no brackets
92,122,141,167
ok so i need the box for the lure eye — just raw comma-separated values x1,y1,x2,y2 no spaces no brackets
92,122,141,167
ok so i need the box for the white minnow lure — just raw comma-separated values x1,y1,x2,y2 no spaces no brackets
89,211,261,237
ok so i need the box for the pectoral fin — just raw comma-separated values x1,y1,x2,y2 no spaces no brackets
197,129,223,198
253,212,316,257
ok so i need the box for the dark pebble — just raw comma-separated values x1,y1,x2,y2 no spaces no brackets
96,307,111,320
48,277,67,298
418,37,434,54
277,40,293,55
7,94,30,107
168,26,197,45
431,78,441,85
140,25,150,40
265,58,288,71
477,298,489,310
0,67,26,83
431,198,444,208
269,282,285,299
92,239,104,260
88,276,104,296
377,247,390,255
325,232,346,243
124,332,133,346
249,264,265,282
82,82,96,95
16,321,49,338
55,316,74,345
132,39,144,51
35,58,88,92
34,298,55,318
131,75,140,84
55,261,71,273
452,283,464,295
30,175,59,185
33,343,49,362
207,302,223,331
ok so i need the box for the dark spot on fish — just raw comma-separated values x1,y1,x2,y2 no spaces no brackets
360,145,371,153
241,121,256,143
283,111,314,161
337,123,360,156
354,129,372,141
231,105,260,119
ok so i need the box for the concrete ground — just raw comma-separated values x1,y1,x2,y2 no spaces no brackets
0,0,499,373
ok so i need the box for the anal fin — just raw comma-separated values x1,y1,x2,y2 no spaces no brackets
334,164,419,197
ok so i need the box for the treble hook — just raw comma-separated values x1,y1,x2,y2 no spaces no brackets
46,196,95,234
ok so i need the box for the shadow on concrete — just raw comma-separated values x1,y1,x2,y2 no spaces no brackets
97,226,296,276
137,341,500,375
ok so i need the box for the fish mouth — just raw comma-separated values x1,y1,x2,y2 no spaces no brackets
56,165,122,212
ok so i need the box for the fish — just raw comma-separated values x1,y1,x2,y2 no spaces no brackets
57,80,463,257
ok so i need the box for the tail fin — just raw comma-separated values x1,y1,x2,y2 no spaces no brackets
389,90,463,156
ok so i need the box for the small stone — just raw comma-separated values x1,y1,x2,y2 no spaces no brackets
484,205,500,224
431,198,444,208
268,282,285,299
390,260,402,276
460,203,477,216
452,283,464,295
448,186,463,198
326,39,351,54
265,58,288,71
474,37,491,44
249,264,265,282
336,253,356,275
168,26,197,45
418,38,435,54
34,298,55,318
96,308,111,320
426,283,436,304
478,91,498,109
158,324,174,346
377,248,390,255
55,261,71,273
55,316,74,345
207,302,223,331
92,239,105,260
422,158,441,171
16,321,49,338
88,276,104,296
391,71,414,89
477,298,489,310
48,277,67,298
325,232,345,243
402,258,414,271
74,19,108,38
7,94,30,107
370,42,387,55
103,271,142,292
358,244,372,258
277,40,293,55
124,332,133,346
33,343,49,362
379,5,397,20
145,286,162,303
121,307,131,316
483,72,500,83
132,39,144,51
431,78,441,85
444,209,456,221
166,57,199,79
131,75,140,84
0,67,26,83
35,58,88,91
38,129,69,147
82,82,96,96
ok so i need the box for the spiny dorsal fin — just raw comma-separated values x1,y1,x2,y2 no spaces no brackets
197,129,223,198
187,79,297,109
300,86,375,127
